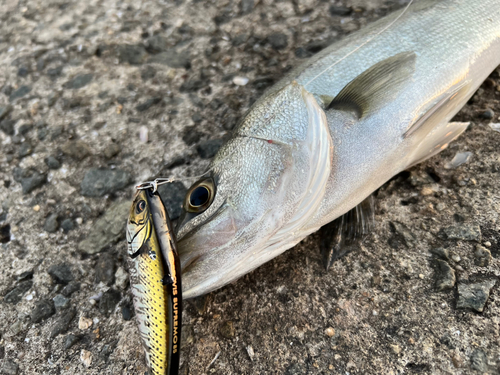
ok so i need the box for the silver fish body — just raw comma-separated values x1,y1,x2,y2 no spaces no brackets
176,0,500,298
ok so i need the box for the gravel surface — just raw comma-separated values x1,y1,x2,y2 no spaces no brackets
1,0,499,374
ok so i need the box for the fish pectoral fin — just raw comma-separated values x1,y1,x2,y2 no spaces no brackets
407,121,470,168
327,52,416,118
403,80,472,139
319,194,375,270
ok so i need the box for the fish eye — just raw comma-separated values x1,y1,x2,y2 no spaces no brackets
136,200,146,213
184,178,215,213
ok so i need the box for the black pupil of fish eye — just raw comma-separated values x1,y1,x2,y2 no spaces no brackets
189,186,210,207
137,200,146,212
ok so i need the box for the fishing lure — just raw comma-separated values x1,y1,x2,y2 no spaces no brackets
126,186,182,375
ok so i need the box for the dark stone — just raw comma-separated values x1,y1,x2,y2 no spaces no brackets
121,304,133,321
268,33,288,50
48,263,74,284
18,142,33,158
145,35,169,54
140,65,157,81
429,247,449,261
1,359,18,375
60,140,92,160
214,10,233,25
63,74,93,89
104,143,121,159
197,139,223,159
135,97,162,112
44,214,59,233
61,282,80,297
31,299,56,323
191,113,203,123
50,125,64,141
1,84,13,96
147,50,191,69
388,222,416,249
474,245,492,267
13,168,47,194
49,309,76,339
240,0,254,14
53,294,70,310
61,218,74,232
189,93,204,108
18,123,33,135
439,333,456,349
470,349,488,372
157,181,188,220
434,260,455,291
77,201,130,254
63,334,81,350
45,155,61,169
95,253,116,286
0,119,16,136
480,108,494,120
47,92,59,107
0,223,10,243
457,280,496,312
329,5,352,16
17,66,30,77
4,280,33,304
47,65,64,79
9,85,32,101
223,115,239,130
81,168,132,197
16,271,33,282
295,47,312,59
209,98,223,110
180,80,204,92
117,44,147,65
99,288,121,316
438,224,481,242
182,127,203,145
232,34,249,46
219,321,236,338
37,127,48,141
0,105,13,121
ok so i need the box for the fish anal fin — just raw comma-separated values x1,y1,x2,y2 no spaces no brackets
408,121,470,168
319,195,375,270
327,52,416,118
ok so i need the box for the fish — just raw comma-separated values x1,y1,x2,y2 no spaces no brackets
175,0,500,299
126,188,182,375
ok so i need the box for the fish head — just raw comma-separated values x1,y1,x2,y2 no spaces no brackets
176,81,332,298
126,189,152,257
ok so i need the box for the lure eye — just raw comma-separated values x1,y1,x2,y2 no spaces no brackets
184,178,215,213
136,200,146,213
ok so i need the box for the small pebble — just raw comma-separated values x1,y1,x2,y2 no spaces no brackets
246,345,255,360
483,241,491,247
78,316,93,330
121,305,133,321
474,245,492,267
325,327,335,337
33,205,40,212
114,267,128,289
64,334,81,350
139,126,148,143
481,108,494,119
80,349,92,367
450,253,461,263
489,123,500,132
233,76,249,86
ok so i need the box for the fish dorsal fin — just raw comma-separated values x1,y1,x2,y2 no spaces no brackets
327,52,416,118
